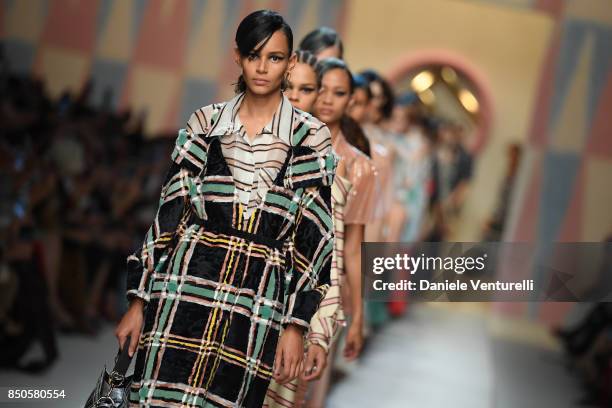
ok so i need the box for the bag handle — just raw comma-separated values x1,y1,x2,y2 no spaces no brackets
112,335,133,377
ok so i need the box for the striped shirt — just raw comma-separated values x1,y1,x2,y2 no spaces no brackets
186,92,331,218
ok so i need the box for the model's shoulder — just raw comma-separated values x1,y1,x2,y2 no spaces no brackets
186,101,228,135
350,144,377,176
349,143,369,160
292,108,326,132
291,109,331,152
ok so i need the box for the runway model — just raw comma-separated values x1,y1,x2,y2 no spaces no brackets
264,50,352,408
308,58,378,408
115,11,336,407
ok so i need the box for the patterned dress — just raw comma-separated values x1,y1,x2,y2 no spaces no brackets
126,93,337,407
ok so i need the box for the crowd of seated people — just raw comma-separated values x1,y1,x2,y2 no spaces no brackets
0,47,177,373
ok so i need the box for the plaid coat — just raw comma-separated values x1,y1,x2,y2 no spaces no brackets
125,97,337,407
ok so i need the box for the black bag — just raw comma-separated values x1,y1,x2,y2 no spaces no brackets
84,336,134,408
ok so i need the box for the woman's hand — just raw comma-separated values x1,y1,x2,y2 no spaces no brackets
114,298,145,357
273,324,304,384
301,344,327,381
343,319,363,361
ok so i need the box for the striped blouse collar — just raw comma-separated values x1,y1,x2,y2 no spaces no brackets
208,91,294,144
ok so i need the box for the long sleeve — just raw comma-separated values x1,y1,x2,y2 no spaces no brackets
281,126,337,331
125,128,204,304
304,266,342,352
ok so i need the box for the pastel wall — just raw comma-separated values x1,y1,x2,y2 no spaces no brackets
0,0,346,134
343,0,555,241
500,0,612,324
505,0,612,244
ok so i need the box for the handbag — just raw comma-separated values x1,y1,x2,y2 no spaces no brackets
84,335,134,408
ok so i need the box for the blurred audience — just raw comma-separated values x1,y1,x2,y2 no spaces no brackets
0,46,176,373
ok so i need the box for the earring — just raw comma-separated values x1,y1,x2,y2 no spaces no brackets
281,73,289,91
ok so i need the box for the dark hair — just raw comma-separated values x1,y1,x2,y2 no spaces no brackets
293,49,320,88
299,27,344,59
352,74,372,100
234,10,293,94
341,115,371,157
295,49,318,69
359,69,395,119
315,57,354,93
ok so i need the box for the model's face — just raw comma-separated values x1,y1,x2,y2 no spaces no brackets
367,81,385,123
235,30,295,96
284,62,318,112
388,105,409,134
347,88,369,123
316,45,341,60
314,68,351,126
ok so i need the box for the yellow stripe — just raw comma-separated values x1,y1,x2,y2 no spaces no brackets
247,208,256,233
237,202,244,229
204,318,230,389
194,304,220,390
197,237,238,388
294,257,308,271
196,233,270,256
140,336,274,377
206,308,218,342
224,239,241,284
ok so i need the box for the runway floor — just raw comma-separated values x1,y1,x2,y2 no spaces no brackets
0,304,583,407
327,304,583,408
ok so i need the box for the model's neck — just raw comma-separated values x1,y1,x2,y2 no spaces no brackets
328,121,341,144
241,89,282,119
